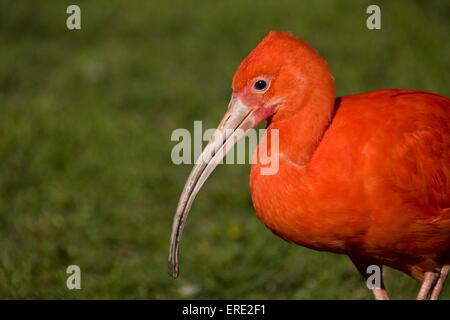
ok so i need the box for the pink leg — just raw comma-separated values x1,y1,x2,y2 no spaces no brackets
430,265,449,300
373,287,389,300
417,271,438,300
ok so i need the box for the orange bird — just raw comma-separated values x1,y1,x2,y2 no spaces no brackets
169,31,450,299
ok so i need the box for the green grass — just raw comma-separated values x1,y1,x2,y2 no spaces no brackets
0,0,449,299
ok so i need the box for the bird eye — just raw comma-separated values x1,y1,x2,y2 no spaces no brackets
253,79,268,92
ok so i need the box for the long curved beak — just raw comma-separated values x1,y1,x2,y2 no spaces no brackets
168,98,256,278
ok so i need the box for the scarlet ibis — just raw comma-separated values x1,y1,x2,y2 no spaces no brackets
168,31,450,300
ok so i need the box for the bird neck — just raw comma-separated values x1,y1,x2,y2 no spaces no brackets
266,85,336,166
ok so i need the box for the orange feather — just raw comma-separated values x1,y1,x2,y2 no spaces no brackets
169,31,450,299
245,33,450,282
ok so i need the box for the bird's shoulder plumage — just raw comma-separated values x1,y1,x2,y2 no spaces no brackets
306,89,450,276
251,89,450,277
312,89,450,214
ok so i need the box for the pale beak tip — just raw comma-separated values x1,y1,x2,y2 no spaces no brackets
167,98,254,280
168,260,179,278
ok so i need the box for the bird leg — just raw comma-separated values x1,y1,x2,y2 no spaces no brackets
430,265,449,300
372,287,390,300
416,271,439,300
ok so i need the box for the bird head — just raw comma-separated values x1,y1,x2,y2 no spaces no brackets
168,31,334,277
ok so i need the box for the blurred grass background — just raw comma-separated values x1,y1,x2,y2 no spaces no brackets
0,0,449,299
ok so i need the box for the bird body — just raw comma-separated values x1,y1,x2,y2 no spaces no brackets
169,31,450,299
251,89,450,281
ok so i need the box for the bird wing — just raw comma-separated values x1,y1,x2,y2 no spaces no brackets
386,91,450,214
